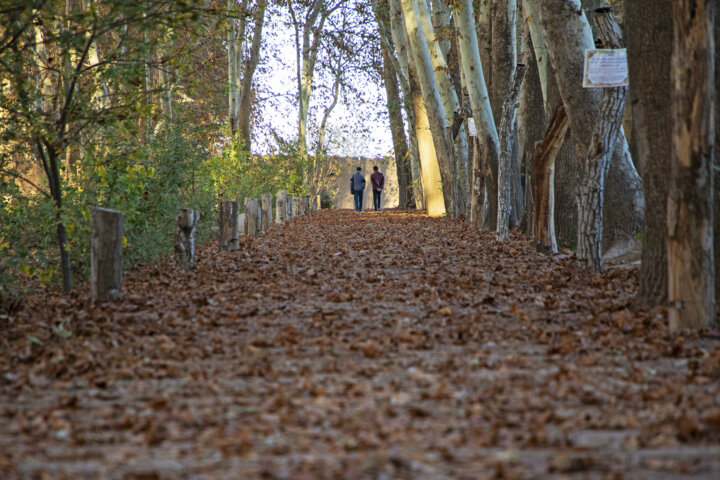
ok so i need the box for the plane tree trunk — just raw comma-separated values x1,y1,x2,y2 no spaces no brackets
536,1,627,271
453,0,500,228
401,0,456,216
667,0,716,330
237,0,267,152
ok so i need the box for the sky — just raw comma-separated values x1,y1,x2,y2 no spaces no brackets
251,5,394,158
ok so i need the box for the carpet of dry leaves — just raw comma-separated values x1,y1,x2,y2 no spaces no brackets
1,209,719,479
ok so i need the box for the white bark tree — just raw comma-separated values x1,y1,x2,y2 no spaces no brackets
401,0,457,216
535,1,628,271
453,0,500,228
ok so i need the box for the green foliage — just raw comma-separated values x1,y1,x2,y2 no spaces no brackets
203,135,311,207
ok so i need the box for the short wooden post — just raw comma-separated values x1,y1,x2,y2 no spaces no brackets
276,190,287,224
244,197,261,237
286,195,294,221
175,208,201,270
303,195,310,215
293,195,301,218
312,194,320,212
261,193,273,233
218,200,239,251
91,207,123,303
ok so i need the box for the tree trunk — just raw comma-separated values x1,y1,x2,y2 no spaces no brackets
475,0,492,98
518,11,547,235
276,190,288,224
381,38,411,208
219,200,240,250
290,2,327,158
497,64,525,241
715,0,720,301
387,0,424,208
416,0,466,214
603,132,644,250
489,0,516,128
533,106,569,253
227,0,239,132
175,208,201,270
402,0,457,217
244,197,261,238
402,0,450,216
536,1,627,271
668,0,716,331
91,207,123,303
237,0,267,151
453,0,500,227
261,193,273,234
626,0,672,308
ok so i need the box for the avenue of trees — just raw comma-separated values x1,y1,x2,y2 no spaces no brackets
0,0,717,331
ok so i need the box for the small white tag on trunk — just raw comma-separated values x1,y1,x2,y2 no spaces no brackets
468,117,477,136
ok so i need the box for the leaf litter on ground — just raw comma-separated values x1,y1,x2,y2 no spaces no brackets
0,209,719,479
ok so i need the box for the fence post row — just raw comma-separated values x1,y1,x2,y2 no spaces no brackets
217,188,320,244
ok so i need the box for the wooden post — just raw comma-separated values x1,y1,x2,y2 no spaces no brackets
315,194,321,211
218,200,240,251
175,208,201,270
286,194,294,221
91,207,123,303
276,190,287,224
261,193,273,233
244,198,261,237
293,195,301,218
303,195,311,215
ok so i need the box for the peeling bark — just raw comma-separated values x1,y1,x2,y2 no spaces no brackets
668,0,716,330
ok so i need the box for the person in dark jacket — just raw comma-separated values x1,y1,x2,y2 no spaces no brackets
370,165,385,211
350,167,366,211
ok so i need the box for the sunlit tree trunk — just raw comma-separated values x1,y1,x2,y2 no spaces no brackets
387,0,424,208
415,0,461,216
453,0,500,228
668,0,716,331
430,0,450,58
381,40,411,208
402,0,457,216
227,0,249,133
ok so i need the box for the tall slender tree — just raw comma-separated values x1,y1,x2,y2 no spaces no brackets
667,0,716,330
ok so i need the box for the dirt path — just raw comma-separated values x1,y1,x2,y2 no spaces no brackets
1,210,719,479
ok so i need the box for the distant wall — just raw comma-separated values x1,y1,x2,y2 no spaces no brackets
323,156,398,210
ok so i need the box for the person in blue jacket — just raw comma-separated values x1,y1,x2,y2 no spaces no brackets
350,167,366,212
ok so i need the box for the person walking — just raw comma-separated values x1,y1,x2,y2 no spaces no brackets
350,167,366,212
370,165,385,211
